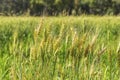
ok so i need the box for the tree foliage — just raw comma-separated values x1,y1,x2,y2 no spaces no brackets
0,0,120,16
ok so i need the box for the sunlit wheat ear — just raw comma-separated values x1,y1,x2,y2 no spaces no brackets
53,23,65,51
30,46,35,61
30,45,40,61
90,34,98,49
117,42,120,68
72,30,78,46
70,27,78,45
89,63,95,77
84,34,98,57
53,37,61,51
10,66,17,80
12,30,18,55
59,22,65,38
34,18,44,41
78,33,87,49
97,47,107,56
90,28,100,49
116,42,120,54
13,30,18,45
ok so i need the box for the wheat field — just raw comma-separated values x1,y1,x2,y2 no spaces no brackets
0,16,120,80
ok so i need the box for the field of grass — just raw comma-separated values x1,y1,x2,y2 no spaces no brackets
0,16,120,80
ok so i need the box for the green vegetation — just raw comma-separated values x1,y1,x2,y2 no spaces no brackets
0,16,120,80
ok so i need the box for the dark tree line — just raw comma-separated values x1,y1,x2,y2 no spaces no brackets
0,0,120,16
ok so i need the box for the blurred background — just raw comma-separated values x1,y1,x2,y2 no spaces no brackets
0,0,120,16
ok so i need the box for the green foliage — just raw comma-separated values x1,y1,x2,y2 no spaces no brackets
0,0,120,15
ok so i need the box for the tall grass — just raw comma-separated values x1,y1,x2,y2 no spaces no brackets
0,16,120,80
